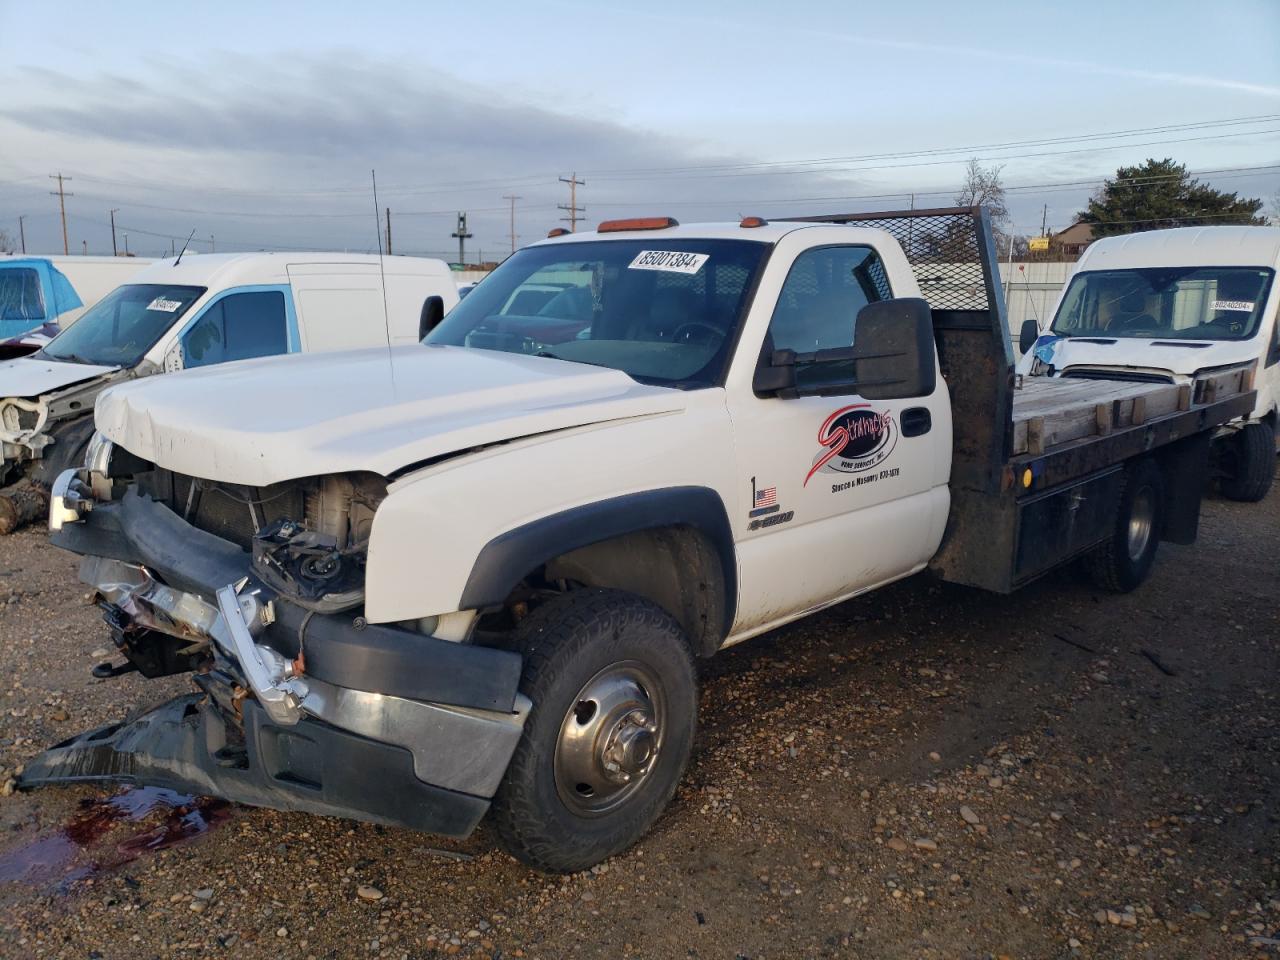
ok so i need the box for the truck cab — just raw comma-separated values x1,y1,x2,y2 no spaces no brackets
0,252,458,527
1017,226,1280,500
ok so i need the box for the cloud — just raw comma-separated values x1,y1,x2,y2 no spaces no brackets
0,53,894,255
819,34,1280,100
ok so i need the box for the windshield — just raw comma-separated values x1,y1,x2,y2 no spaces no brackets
40,283,206,367
425,238,770,388
0,268,45,324
1050,267,1274,342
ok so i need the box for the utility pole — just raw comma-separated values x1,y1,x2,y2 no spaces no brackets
451,212,472,266
1039,204,1048,238
49,173,73,255
385,207,392,255
502,195,521,254
110,209,119,256
123,234,129,257
558,173,585,231
209,234,215,253
82,240,87,255
17,216,26,254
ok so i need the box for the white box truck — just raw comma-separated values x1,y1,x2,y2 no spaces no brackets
1017,226,1279,501
0,252,457,531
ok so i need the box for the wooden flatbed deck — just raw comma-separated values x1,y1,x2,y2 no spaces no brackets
1010,365,1255,457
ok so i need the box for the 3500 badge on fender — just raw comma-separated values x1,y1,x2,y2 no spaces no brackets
804,404,897,486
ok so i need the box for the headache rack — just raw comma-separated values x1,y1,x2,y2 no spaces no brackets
782,207,1256,593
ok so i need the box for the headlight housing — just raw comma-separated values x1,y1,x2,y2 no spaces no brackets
82,430,153,479
83,430,114,476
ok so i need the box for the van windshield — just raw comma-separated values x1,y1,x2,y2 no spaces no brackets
1050,267,1274,342
425,238,769,388
0,268,45,325
40,284,206,367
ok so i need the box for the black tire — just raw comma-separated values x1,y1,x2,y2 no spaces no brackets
1218,422,1276,503
1084,459,1165,593
491,588,697,873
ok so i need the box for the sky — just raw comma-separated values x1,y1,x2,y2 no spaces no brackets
1,0,1278,260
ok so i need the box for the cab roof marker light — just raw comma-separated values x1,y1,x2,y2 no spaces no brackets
740,216,769,228
546,228,571,238
597,217,679,233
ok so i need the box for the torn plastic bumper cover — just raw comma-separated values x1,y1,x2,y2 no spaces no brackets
20,694,496,837
25,477,530,838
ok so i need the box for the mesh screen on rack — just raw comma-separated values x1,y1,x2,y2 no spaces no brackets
783,210,990,313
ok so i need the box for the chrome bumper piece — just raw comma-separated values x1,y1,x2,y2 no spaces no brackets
80,556,529,798
49,467,92,531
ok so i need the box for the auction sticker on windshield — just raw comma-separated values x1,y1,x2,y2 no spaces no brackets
1211,300,1255,312
628,250,709,274
147,298,184,312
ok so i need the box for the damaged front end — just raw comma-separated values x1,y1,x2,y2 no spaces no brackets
26,449,529,838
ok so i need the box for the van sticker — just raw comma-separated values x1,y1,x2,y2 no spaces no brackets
147,297,183,312
628,250,709,274
1211,299,1254,312
804,404,897,487
1033,334,1063,366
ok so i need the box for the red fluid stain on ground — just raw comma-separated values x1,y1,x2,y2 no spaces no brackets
0,786,231,892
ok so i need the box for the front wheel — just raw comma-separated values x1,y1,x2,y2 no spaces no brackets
1218,422,1276,503
491,589,697,873
1084,459,1165,593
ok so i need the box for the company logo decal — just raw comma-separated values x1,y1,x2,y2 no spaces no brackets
804,404,897,486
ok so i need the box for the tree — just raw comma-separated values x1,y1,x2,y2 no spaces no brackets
1079,158,1264,236
951,158,1026,256
0,228,14,254
955,158,1010,228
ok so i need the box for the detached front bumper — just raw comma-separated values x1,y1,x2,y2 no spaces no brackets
26,472,528,838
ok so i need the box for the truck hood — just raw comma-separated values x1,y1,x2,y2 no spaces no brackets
0,355,120,399
1022,334,1260,379
96,345,688,486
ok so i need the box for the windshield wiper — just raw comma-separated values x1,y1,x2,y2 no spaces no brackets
44,352,100,366
533,350,609,369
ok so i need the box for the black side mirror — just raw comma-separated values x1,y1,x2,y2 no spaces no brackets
753,297,936,400
419,295,445,340
1019,318,1039,355
849,298,936,401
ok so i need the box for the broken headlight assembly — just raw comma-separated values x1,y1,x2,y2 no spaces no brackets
83,430,154,482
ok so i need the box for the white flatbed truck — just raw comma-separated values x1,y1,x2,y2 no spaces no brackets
24,207,1253,872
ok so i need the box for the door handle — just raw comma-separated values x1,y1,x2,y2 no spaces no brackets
900,407,931,437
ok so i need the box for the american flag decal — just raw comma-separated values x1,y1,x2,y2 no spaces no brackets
749,477,780,518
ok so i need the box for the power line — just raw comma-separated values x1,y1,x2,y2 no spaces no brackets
49,173,73,255
502,194,521,254
558,173,585,231
9,114,1275,201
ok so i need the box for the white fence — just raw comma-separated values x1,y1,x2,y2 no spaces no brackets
999,261,1075,347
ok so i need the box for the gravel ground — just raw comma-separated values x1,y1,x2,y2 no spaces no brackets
0,473,1276,960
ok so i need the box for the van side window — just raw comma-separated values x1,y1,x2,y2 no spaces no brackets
182,291,288,368
767,246,892,353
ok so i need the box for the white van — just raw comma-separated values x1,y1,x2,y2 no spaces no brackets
0,252,457,525
1017,226,1279,501
0,255,155,354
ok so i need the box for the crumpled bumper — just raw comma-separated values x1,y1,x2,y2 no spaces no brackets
27,474,530,837
19,694,494,837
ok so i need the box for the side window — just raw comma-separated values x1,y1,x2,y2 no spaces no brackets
768,246,892,353
182,291,288,368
